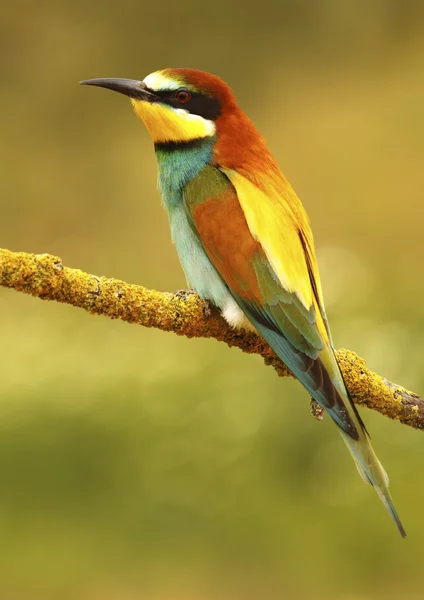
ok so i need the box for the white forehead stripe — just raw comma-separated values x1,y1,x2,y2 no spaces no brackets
143,71,182,91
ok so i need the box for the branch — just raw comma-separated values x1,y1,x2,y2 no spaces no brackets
1,248,422,430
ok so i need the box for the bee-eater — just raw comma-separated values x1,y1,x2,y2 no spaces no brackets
81,69,405,536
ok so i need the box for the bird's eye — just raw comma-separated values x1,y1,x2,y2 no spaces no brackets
175,89,191,103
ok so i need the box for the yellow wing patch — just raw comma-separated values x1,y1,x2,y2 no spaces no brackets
131,99,215,143
222,169,316,310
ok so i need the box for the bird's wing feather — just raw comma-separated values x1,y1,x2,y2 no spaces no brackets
182,165,361,439
182,164,409,537
223,168,334,346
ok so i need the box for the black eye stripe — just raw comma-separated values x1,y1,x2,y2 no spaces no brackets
145,87,221,121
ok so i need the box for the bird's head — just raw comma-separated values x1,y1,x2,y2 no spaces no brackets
80,68,238,145
81,68,276,171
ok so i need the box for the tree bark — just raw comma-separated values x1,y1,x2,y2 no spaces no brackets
1,248,422,430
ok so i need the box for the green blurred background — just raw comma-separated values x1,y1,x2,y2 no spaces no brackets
1,0,424,598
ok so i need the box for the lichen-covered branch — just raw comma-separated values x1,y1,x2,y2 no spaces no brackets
1,247,423,430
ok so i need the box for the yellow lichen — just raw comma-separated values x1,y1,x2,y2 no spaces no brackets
1,247,423,430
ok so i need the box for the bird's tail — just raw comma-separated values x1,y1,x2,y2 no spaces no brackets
247,313,405,536
337,412,406,538
305,342,407,538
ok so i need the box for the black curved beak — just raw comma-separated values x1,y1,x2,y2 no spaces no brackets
79,78,157,101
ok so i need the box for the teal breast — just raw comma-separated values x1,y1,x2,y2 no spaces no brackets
154,139,231,309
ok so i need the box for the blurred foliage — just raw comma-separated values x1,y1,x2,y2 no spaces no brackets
1,0,424,598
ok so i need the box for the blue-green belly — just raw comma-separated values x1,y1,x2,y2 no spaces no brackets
155,138,231,310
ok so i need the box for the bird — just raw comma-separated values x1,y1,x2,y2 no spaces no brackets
80,68,405,537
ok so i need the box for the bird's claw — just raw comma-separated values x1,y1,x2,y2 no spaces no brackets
174,289,196,300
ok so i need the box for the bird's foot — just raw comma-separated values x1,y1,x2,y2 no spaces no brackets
174,289,197,301
173,289,212,317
